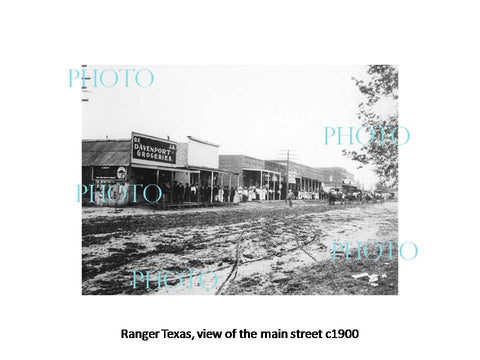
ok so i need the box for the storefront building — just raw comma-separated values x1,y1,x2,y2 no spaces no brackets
316,167,355,189
219,155,284,200
341,179,360,193
176,136,238,203
268,160,324,199
82,132,237,206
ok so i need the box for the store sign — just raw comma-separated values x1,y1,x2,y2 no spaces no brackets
117,166,127,180
131,132,177,166
93,166,117,179
288,171,298,184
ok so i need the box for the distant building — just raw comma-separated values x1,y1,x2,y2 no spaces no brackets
316,167,355,189
267,160,323,197
220,156,325,199
219,155,283,199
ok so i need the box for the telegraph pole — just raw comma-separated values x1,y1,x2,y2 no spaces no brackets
81,64,90,102
278,149,298,195
286,149,290,190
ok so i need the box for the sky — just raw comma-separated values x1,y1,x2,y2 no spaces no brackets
82,66,393,189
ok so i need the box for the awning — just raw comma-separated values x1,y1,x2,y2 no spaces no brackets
243,168,281,175
131,164,195,172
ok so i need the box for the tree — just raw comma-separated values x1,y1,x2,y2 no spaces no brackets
343,65,399,187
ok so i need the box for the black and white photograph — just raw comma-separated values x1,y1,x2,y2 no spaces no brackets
3,1,480,359
81,65,400,295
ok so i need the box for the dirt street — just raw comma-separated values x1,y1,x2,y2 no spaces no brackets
82,201,398,295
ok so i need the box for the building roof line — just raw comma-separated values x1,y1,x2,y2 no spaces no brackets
82,139,130,142
187,136,220,147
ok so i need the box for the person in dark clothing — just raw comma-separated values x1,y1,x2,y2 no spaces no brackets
179,183,184,203
230,187,235,202
172,181,178,203
286,189,294,207
207,185,212,202
224,186,229,202
199,184,204,202
185,183,191,202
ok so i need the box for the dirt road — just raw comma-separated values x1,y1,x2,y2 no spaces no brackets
82,201,398,295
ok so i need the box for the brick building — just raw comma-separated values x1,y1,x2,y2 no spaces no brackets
220,156,328,200
316,167,355,189
267,160,324,198
219,155,283,199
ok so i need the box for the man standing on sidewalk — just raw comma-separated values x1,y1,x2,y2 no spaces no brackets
286,189,294,207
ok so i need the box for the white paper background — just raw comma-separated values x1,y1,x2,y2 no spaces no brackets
1,1,478,359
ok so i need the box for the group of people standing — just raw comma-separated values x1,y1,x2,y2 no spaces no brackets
213,184,237,203
160,181,330,204
239,186,280,202
162,181,238,203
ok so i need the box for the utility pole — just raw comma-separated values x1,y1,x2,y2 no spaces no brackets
278,149,298,195
81,64,91,102
286,150,290,192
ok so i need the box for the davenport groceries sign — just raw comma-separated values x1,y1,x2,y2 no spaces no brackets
131,132,177,167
